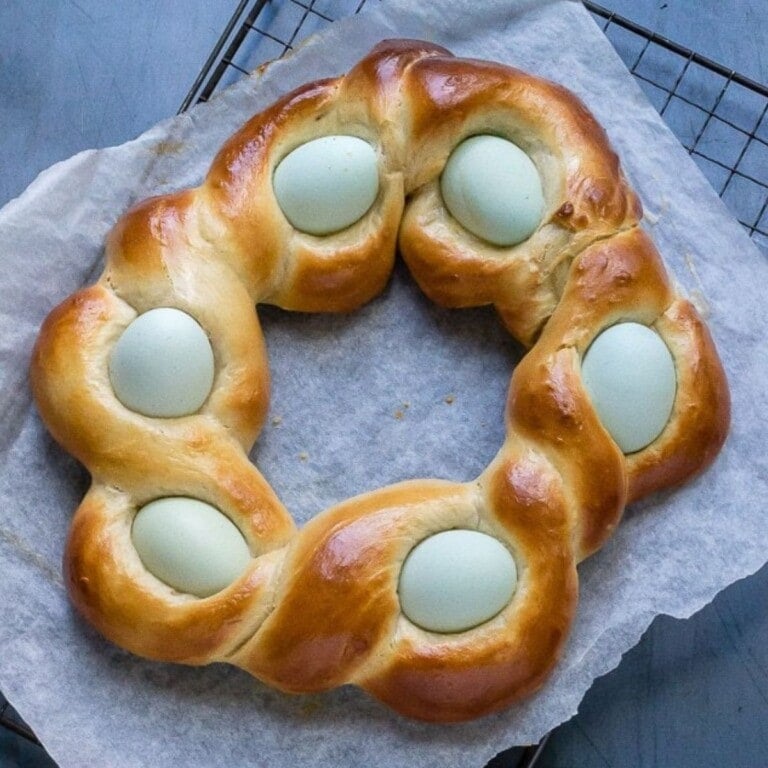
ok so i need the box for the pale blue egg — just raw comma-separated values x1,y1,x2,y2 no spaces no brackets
440,135,544,246
398,529,517,633
273,135,379,235
132,497,250,597
109,307,215,418
582,322,677,453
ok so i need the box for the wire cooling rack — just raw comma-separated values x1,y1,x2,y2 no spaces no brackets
3,3,766,766
179,0,768,250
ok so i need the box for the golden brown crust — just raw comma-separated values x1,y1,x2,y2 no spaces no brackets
30,39,729,722
358,451,578,723
65,486,286,663
398,53,642,345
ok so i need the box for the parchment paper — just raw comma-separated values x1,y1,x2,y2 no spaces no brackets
1,0,766,766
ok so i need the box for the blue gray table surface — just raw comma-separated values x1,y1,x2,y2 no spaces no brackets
1,1,766,766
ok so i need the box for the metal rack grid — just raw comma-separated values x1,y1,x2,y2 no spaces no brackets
179,0,768,250
3,2,766,765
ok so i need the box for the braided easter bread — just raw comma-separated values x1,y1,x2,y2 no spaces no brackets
31,40,729,723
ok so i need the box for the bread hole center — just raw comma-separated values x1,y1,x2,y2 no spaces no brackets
251,260,523,525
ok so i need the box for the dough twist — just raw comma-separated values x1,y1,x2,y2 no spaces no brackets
31,40,730,722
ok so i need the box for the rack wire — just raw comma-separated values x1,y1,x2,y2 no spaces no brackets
4,2,767,766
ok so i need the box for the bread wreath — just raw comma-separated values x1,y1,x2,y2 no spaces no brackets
30,40,730,723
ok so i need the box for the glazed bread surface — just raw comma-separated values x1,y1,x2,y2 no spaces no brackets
31,40,729,723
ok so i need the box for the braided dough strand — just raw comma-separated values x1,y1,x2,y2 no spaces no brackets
30,39,729,722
